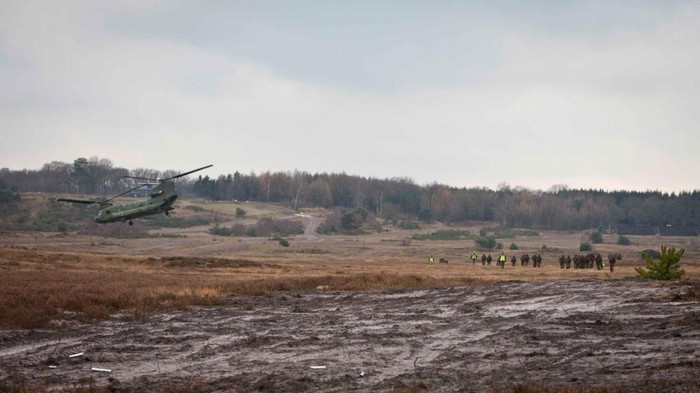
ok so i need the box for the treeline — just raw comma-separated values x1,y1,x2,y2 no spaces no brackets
0,157,190,196
2,157,699,231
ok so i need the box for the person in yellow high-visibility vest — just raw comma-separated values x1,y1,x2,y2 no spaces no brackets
470,252,478,265
428,255,435,264
499,252,506,269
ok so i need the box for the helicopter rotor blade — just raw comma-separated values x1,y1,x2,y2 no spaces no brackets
102,184,150,204
160,164,213,181
56,198,100,205
122,175,156,182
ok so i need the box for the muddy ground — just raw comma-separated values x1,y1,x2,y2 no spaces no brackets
1,279,699,392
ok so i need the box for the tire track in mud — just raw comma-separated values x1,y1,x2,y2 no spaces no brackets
1,279,699,392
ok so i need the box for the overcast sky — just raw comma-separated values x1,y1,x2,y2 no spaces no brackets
1,1,698,192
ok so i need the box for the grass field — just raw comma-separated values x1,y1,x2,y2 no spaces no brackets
1,197,699,329
1,198,699,392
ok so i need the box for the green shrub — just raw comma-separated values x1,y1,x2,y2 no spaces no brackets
412,230,471,241
617,235,631,245
636,245,685,280
398,221,420,230
235,207,247,218
492,228,539,238
641,249,660,259
209,225,232,236
341,212,361,231
226,218,304,237
509,243,519,250
579,242,592,251
316,223,338,234
476,236,497,249
273,236,290,247
590,231,603,244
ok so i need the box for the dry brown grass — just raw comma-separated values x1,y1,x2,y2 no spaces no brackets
1,216,699,330
0,247,482,329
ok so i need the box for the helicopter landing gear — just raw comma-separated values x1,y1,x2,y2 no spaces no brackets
128,220,133,226
165,211,169,216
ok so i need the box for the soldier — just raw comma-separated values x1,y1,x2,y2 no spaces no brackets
486,254,493,266
511,255,517,266
559,255,566,269
608,253,617,272
588,253,596,269
481,253,487,266
498,252,507,269
565,255,572,269
534,254,542,268
523,253,530,267
471,252,478,266
595,254,603,270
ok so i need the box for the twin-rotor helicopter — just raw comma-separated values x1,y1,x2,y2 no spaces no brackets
57,165,212,225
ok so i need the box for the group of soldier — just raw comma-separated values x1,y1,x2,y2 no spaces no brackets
558,253,622,272
466,252,543,268
429,251,622,272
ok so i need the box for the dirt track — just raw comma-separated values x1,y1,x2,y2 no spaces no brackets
1,279,699,392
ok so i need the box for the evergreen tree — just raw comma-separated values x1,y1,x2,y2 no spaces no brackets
636,245,685,280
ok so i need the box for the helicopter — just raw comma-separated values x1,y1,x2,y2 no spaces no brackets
57,165,212,225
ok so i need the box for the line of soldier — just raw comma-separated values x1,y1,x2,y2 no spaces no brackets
468,252,542,268
558,253,622,272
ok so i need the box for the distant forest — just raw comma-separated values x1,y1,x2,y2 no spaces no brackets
2,156,699,231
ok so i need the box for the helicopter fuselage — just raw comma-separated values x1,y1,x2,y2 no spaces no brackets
94,181,178,224
95,195,176,224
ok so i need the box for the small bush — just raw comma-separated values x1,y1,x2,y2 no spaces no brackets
636,245,685,280
226,218,304,237
617,235,631,245
316,222,338,234
579,242,592,251
341,212,361,231
273,237,290,247
413,230,471,241
491,228,539,238
235,207,247,218
209,225,232,236
589,231,603,244
476,236,497,249
509,243,519,250
398,221,420,230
